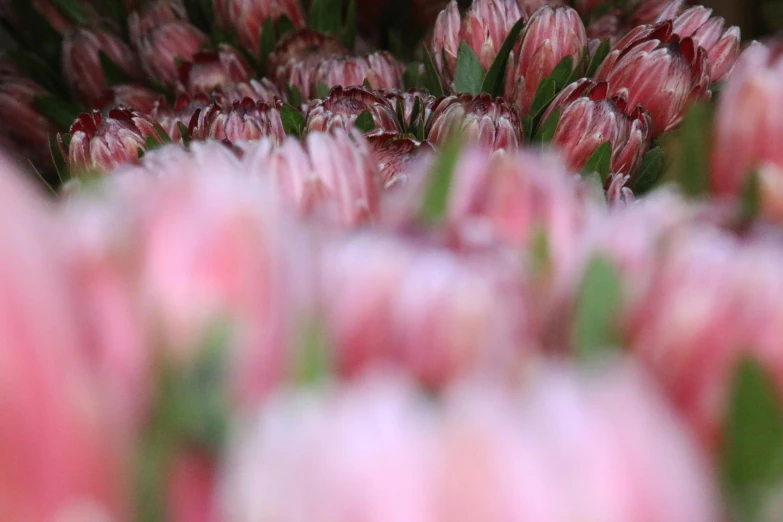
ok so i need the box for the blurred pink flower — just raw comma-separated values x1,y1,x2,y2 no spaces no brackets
214,0,306,59
0,77,58,166
135,19,208,89
96,84,164,113
177,45,254,96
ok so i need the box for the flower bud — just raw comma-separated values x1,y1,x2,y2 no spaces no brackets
150,93,212,143
426,93,522,154
190,98,285,144
62,27,142,105
177,45,254,95
67,107,161,175
662,6,740,82
305,86,401,135
430,0,524,90
96,84,163,113
504,6,587,114
268,30,348,94
367,133,435,189
211,78,282,105
241,129,380,227
0,78,58,166
542,78,652,181
136,20,209,88
214,0,306,59
632,0,683,26
595,21,710,136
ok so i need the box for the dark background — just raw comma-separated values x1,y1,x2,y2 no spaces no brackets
705,0,783,40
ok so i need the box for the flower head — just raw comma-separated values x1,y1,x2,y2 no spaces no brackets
190,98,285,144
305,86,401,135
177,45,254,95
214,0,306,59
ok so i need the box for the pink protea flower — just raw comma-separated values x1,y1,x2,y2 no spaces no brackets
711,42,783,216
242,129,380,227
0,78,58,165
214,0,306,59
177,45,254,96
189,98,285,143
382,89,437,130
150,93,212,143
212,78,282,105
659,5,740,82
367,133,435,189
426,93,523,154
67,107,162,175
305,86,401,135
504,6,588,115
0,153,125,522
430,0,524,90
541,78,652,181
595,21,711,137
129,0,188,46
96,84,163,113
135,19,209,88
632,0,684,26
61,27,142,105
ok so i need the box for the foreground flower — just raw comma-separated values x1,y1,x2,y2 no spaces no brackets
135,18,208,88
96,84,163,113
429,0,524,90
67,108,161,174
242,129,380,227
542,78,652,180
214,0,306,59
504,5,588,114
190,98,285,144
426,93,522,154
305,86,401,135
0,154,124,522
177,45,254,95
663,5,740,81
0,78,58,165
62,27,142,105
595,21,710,136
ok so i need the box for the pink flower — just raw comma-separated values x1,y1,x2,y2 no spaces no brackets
542,78,652,181
129,0,188,46
61,27,142,105
367,133,435,189
177,45,254,96
212,78,282,105
305,86,401,135
241,129,381,227
0,153,124,522
67,107,162,175
504,6,588,114
214,0,306,59
96,84,163,113
0,77,58,166
189,98,285,144
426,93,523,154
135,19,208,88
149,93,212,143
594,21,710,136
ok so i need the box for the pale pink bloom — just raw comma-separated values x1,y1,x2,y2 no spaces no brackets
212,78,282,105
214,0,306,59
189,98,285,144
96,84,163,113
135,19,208,88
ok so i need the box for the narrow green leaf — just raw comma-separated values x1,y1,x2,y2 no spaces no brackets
581,142,613,182
315,82,330,99
481,17,525,96
340,0,357,49
258,17,275,74
565,49,589,86
419,128,464,223
528,78,556,119
287,85,303,107
309,0,342,35
403,62,423,90
48,133,68,183
49,0,89,25
144,135,163,153
27,160,57,195
453,42,485,95
664,102,712,197
572,255,623,360
137,147,145,159
277,14,296,36
176,121,191,147
354,110,375,133
521,115,534,143
100,51,133,85
281,103,306,137
152,122,172,144
586,40,611,78
533,108,560,145
632,147,665,195
738,170,762,225
547,55,574,92
362,78,372,89
295,318,332,387
529,227,551,277
33,96,83,130
423,48,444,97
722,358,783,522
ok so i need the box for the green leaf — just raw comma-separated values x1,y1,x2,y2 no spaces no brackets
362,77,372,89
33,96,83,130
286,85,303,107
137,147,145,159
152,122,172,144
586,39,611,78
354,110,375,133
533,108,560,145
581,142,613,182
277,14,296,36
99,51,133,85
295,318,332,387
281,103,306,137
737,169,762,225
722,358,783,522
632,147,665,195
528,78,556,119
403,62,423,90
453,42,485,95
572,255,623,360
8,49,66,98
547,55,574,92
258,17,275,74
315,82,330,99
48,133,68,183
521,115,534,142
176,121,191,147
664,102,712,197
565,49,589,86
481,17,525,96
423,48,444,97
11,0,62,67
309,0,342,35
48,0,90,25
340,0,357,49
144,134,163,153
529,227,551,276
418,127,464,223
